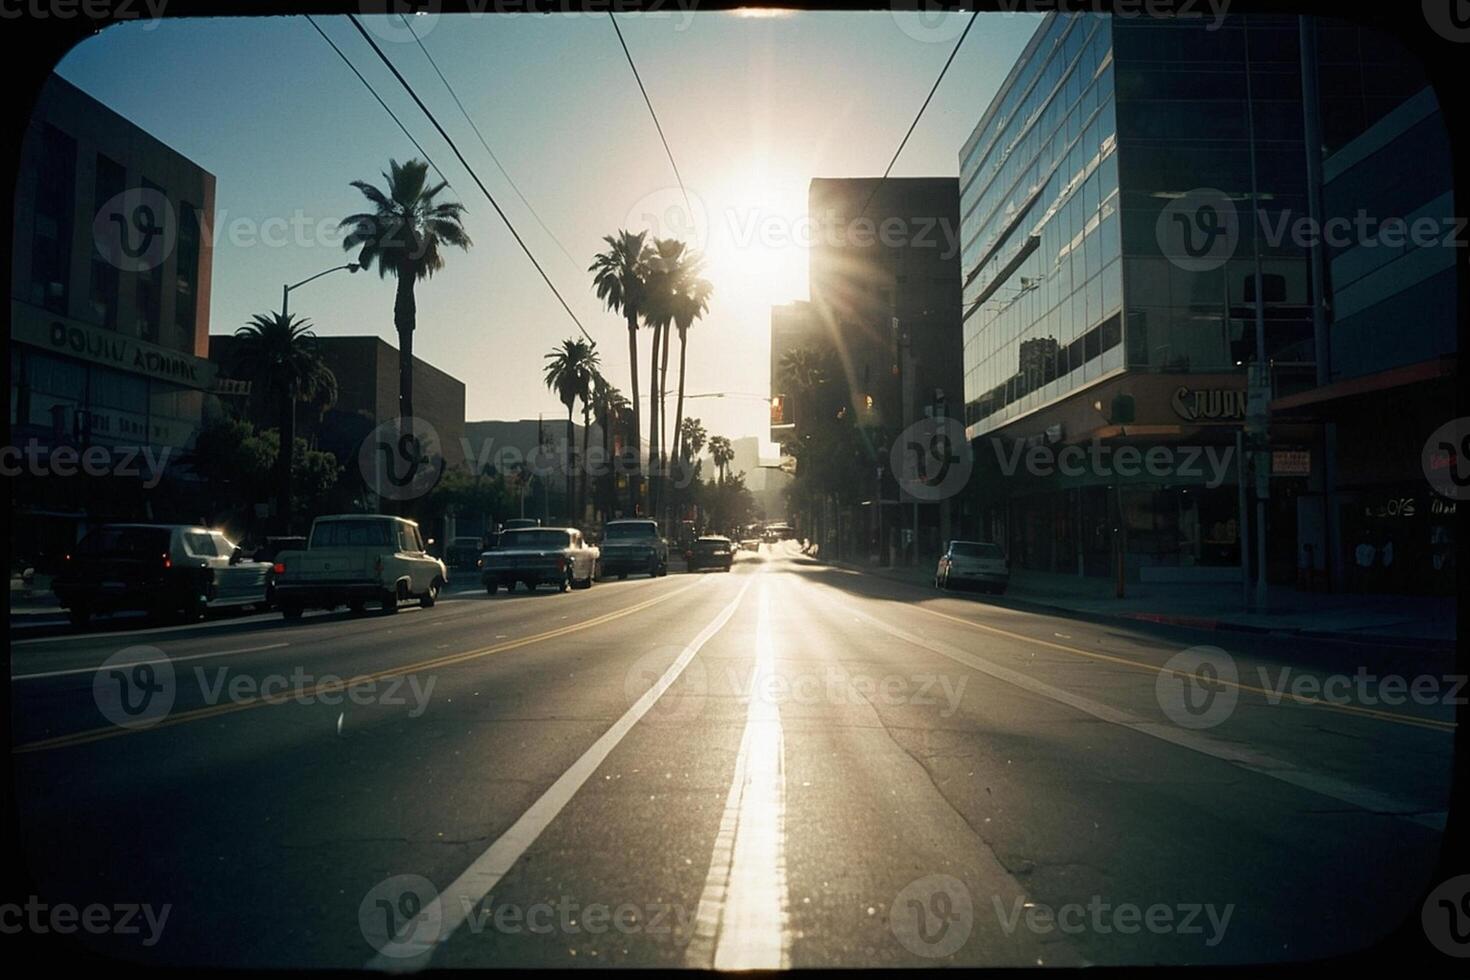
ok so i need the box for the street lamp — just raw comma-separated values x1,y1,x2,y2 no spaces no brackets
281,262,360,319
269,261,359,534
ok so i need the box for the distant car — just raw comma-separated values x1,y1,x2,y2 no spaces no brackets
271,515,447,619
480,527,598,593
935,540,1009,594
686,535,734,572
53,524,272,627
445,536,484,570
599,519,669,579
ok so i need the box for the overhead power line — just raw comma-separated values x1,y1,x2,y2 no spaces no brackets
397,13,578,270
305,15,451,187
858,9,981,221
344,14,593,343
607,12,693,221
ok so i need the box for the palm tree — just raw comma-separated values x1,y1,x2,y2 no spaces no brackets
666,255,712,470
592,376,630,519
232,312,337,533
544,338,597,522
709,435,734,486
590,230,653,513
575,349,601,524
340,158,470,424
679,416,707,464
641,237,685,514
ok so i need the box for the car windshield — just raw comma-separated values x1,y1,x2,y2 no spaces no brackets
310,520,394,548
951,542,1003,559
604,523,656,539
74,527,170,557
498,530,568,549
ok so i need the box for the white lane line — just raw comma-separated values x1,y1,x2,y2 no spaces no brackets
366,580,752,973
685,582,790,970
844,602,1447,832
10,643,291,681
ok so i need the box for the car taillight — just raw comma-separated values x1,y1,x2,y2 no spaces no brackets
162,553,171,570
273,562,286,576
556,557,566,570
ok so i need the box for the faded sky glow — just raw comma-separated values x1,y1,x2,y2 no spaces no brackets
54,10,1041,444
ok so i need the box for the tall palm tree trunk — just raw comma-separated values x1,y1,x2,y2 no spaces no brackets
275,383,295,534
394,274,416,421
581,403,592,526
565,409,575,522
671,328,688,487
626,313,641,516
658,323,672,527
647,322,662,517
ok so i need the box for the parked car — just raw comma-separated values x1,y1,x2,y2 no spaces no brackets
935,540,1010,594
445,536,484,570
271,515,447,619
481,527,598,594
53,524,272,627
598,519,669,579
686,535,734,572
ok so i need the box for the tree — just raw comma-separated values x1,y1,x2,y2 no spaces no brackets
592,375,631,519
679,416,707,463
544,338,597,523
231,311,338,533
709,435,734,486
663,249,713,475
590,230,653,513
340,158,470,424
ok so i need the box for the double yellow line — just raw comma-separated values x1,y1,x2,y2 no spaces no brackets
14,579,704,755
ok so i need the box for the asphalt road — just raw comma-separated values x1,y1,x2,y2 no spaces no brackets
7,545,1454,967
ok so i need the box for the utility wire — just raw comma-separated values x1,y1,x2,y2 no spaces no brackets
345,14,593,342
607,12,693,220
397,13,578,269
857,9,981,221
307,16,452,187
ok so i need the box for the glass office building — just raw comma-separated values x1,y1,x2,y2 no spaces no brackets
957,12,1446,587
961,12,1318,438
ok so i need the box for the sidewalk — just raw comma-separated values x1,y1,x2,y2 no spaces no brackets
815,557,1456,652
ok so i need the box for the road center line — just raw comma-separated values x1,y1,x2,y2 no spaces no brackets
14,579,705,755
685,581,790,970
365,579,751,972
842,600,1447,831
11,643,291,681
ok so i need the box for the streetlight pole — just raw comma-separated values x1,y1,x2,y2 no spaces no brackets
281,262,359,320
1243,17,1270,612
272,262,359,533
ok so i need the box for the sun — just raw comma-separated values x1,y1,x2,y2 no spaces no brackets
703,165,808,304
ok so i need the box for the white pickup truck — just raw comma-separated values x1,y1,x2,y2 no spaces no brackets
271,515,448,619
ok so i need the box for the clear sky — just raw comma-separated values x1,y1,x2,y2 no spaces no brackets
54,9,1041,446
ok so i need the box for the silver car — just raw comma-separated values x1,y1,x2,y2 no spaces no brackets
935,540,1009,594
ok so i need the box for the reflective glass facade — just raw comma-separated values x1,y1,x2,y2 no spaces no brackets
961,13,1317,437
960,13,1119,435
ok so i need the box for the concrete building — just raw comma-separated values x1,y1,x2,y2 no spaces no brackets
209,333,468,473
776,177,964,560
10,74,217,561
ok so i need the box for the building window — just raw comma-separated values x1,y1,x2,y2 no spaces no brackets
135,178,166,343
29,123,76,315
175,202,199,341
90,153,126,329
